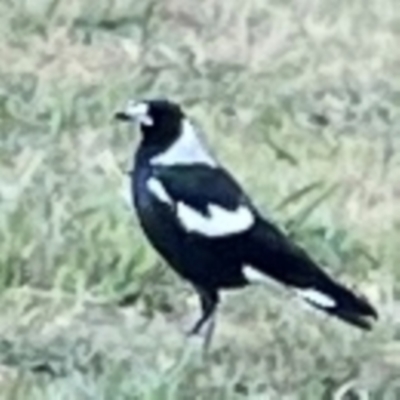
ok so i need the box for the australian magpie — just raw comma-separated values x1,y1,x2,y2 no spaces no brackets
115,99,378,343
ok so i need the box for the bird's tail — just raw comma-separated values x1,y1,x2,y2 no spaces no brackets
295,277,378,330
246,221,378,330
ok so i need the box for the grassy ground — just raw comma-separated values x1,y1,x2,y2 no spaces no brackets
0,0,400,398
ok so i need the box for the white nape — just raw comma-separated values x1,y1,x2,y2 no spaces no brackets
296,288,336,308
177,202,254,237
150,119,217,167
146,177,172,205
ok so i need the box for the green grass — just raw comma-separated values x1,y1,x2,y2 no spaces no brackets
0,0,399,398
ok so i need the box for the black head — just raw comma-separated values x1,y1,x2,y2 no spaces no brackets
115,99,184,148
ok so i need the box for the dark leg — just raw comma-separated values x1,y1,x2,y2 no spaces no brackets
188,287,219,347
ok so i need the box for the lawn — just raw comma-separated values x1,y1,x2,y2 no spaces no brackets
0,0,399,398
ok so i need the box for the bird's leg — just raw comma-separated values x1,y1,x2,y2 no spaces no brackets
188,288,218,349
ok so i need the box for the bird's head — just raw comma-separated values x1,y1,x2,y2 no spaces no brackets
115,98,184,147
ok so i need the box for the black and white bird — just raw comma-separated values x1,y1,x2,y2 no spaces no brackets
115,98,377,343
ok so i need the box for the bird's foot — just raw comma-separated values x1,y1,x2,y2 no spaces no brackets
185,315,216,353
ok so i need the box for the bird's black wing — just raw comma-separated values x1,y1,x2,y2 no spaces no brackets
144,165,378,330
139,164,257,287
153,165,251,215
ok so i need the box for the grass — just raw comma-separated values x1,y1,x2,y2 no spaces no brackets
0,0,399,398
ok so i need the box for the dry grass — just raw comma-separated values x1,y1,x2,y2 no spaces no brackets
0,0,400,398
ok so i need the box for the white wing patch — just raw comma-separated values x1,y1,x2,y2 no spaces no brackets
150,119,217,167
296,288,336,308
244,266,336,309
177,202,254,237
146,177,173,205
243,266,282,289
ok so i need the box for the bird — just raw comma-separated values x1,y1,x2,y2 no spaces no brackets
115,98,378,345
